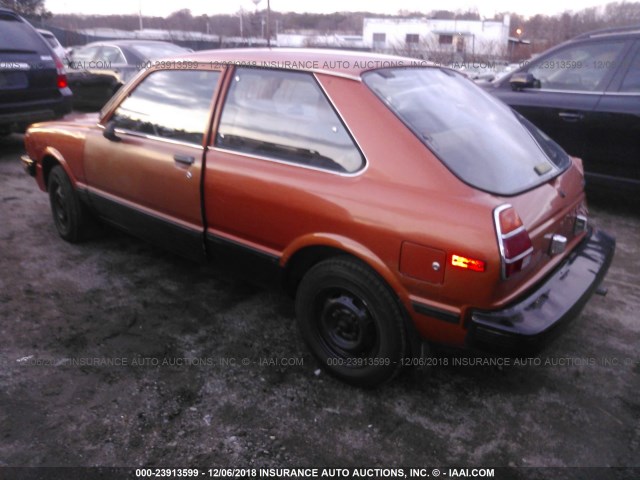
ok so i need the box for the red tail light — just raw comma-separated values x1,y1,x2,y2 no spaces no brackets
494,204,533,279
53,54,68,90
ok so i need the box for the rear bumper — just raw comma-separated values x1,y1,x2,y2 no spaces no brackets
0,94,72,131
467,228,615,353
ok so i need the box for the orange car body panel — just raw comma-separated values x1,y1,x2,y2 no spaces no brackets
22,49,604,350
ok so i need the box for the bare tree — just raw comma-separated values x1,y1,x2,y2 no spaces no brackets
2,0,51,17
39,2,640,55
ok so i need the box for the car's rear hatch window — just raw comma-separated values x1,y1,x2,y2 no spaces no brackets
0,11,58,103
0,12,50,54
363,67,571,196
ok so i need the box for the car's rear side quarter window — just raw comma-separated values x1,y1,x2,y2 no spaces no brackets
70,45,101,64
99,46,126,65
215,67,364,174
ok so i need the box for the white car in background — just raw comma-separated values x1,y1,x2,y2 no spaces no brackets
37,29,67,62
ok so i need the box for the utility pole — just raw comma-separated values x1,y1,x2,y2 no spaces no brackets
138,0,143,30
267,0,271,47
251,0,270,46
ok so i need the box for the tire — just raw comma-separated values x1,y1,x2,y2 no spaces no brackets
48,165,92,242
295,256,408,387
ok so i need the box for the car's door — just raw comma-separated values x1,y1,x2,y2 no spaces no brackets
589,41,640,189
204,67,365,274
83,67,222,260
492,39,629,160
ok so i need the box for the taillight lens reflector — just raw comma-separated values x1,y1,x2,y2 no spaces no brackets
494,204,533,279
53,54,68,90
451,254,486,272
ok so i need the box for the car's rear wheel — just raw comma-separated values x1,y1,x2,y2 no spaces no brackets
295,257,407,387
48,165,92,242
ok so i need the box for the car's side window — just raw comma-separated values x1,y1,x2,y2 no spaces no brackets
99,46,126,65
620,48,640,92
527,40,625,92
215,68,364,174
111,69,220,145
71,45,101,64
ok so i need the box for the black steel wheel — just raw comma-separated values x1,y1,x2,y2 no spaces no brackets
296,256,407,387
48,165,91,242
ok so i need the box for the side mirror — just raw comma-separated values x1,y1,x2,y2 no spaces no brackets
103,120,121,142
510,72,538,91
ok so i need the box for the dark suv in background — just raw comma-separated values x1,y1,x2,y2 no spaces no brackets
485,25,640,192
0,7,72,135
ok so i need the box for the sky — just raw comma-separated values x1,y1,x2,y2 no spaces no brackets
45,0,612,19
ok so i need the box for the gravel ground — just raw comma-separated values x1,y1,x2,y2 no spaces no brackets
0,133,638,478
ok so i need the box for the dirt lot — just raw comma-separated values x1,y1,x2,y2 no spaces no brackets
0,132,638,477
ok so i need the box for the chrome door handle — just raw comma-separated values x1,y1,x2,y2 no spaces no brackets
558,112,584,122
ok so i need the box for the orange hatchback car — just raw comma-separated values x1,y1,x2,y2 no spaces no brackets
22,49,615,386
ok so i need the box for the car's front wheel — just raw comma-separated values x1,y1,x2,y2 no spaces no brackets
48,165,92,242
295,257,407,387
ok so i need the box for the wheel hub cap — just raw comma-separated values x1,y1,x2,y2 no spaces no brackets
320,293,374,355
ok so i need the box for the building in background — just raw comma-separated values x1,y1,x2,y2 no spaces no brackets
363,15,511,60
276,31,365,50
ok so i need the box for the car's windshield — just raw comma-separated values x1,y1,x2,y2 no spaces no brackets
363,67,571,195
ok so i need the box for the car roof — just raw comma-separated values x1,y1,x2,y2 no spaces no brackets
184,48,432,80
0,7,21,18
82,40,182,48
573,24,640,40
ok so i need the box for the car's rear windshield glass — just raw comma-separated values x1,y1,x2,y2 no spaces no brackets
0,13,49,54
363,67,570,195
